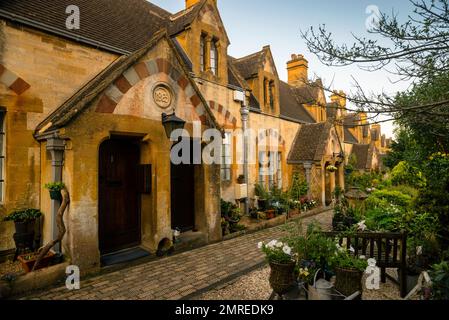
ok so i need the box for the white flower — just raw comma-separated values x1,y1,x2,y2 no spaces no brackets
357,220,367,232
416,246,423,256
276,241,284,248
267,240,277,249
258,242,263,249
349,246,355,253
359,255,366,260
282,246,292,255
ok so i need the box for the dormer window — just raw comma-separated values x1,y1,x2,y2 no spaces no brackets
210,40,218,76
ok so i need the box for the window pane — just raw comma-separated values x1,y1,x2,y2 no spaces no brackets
210,41,217,75
200,37,205,72
0,112,4,132
221,133,231,181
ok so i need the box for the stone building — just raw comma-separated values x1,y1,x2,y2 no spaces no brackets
0,0,385,273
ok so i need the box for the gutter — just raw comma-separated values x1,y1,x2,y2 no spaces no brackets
0,10,131,55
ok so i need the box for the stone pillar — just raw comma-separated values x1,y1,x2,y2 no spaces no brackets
321,165,326,206
338,163,345,190
303,162,313,198
205,36,213,73
46,137,65,253
329,167,336,199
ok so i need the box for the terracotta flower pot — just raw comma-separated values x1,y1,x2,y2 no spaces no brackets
18,251,56,273
334,267,364,298
265,210,275,220
269,261,296,296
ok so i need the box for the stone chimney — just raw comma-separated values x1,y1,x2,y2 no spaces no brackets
186,0,216,8
287,54,308,86
330,90,347,109
186,0,200,8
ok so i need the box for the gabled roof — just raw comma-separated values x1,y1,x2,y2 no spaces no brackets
344,113,361,128
351,143,377,170
232,50,266,79
227,56,260,110
287,119,334,163
168,1,205,36
34,31,220,136
344,127,359,144
0,0,171,54
279,81,316,124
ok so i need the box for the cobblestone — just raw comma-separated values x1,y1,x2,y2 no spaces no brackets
20,210,332,300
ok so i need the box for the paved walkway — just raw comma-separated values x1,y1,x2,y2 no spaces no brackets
22,210,333,300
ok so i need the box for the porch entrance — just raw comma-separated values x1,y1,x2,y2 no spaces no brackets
99,138,141,255
170,139,196,232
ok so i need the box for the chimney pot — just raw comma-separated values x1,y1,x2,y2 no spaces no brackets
287,54,308,87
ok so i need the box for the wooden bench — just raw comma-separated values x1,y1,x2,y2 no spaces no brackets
323,231,408,298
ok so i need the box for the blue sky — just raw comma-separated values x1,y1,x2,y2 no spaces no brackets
150,0,416,137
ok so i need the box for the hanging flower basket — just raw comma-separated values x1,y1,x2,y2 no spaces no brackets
44,182,66,201
326,165,338,173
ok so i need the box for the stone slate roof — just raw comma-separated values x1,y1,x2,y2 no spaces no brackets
279,81,316,124
232,50,266,79
0,0,172,53
168,1,206,36
287,119,334,163
34,31,220,135
351,143,377,170
344,113,361,128
344,127,359,144
227,57,260,110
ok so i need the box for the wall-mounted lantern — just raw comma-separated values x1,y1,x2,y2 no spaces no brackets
161,112,186,139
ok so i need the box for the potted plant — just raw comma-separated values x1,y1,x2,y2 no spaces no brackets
265,209,276,220
44,182,66,201
329,244,368,298
17,251,56,273
3,209,43,253
255,184,270,211
326,165,338,173
258,240,296,297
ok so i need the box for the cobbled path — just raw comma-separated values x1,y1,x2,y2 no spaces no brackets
21,210,332,300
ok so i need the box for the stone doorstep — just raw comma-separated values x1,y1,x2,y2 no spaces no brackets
3,262,70,299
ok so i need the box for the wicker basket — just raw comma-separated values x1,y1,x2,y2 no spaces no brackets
269,261,296,296
334,267,364,298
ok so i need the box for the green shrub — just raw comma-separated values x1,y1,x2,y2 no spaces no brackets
289,173,308,200
3,209,42,223
388,185,419,198
430,261,449,300
367,189,413,209
391,161,426,188
44,182,66,192
365,206,401,232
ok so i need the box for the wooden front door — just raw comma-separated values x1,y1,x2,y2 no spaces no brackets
99,139,141,254
170,140,196,232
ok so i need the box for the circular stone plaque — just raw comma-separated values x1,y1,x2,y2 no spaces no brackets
153,84,173,109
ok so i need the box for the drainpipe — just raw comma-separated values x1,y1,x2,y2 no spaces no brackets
46,137,65,253
239,93,250,217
